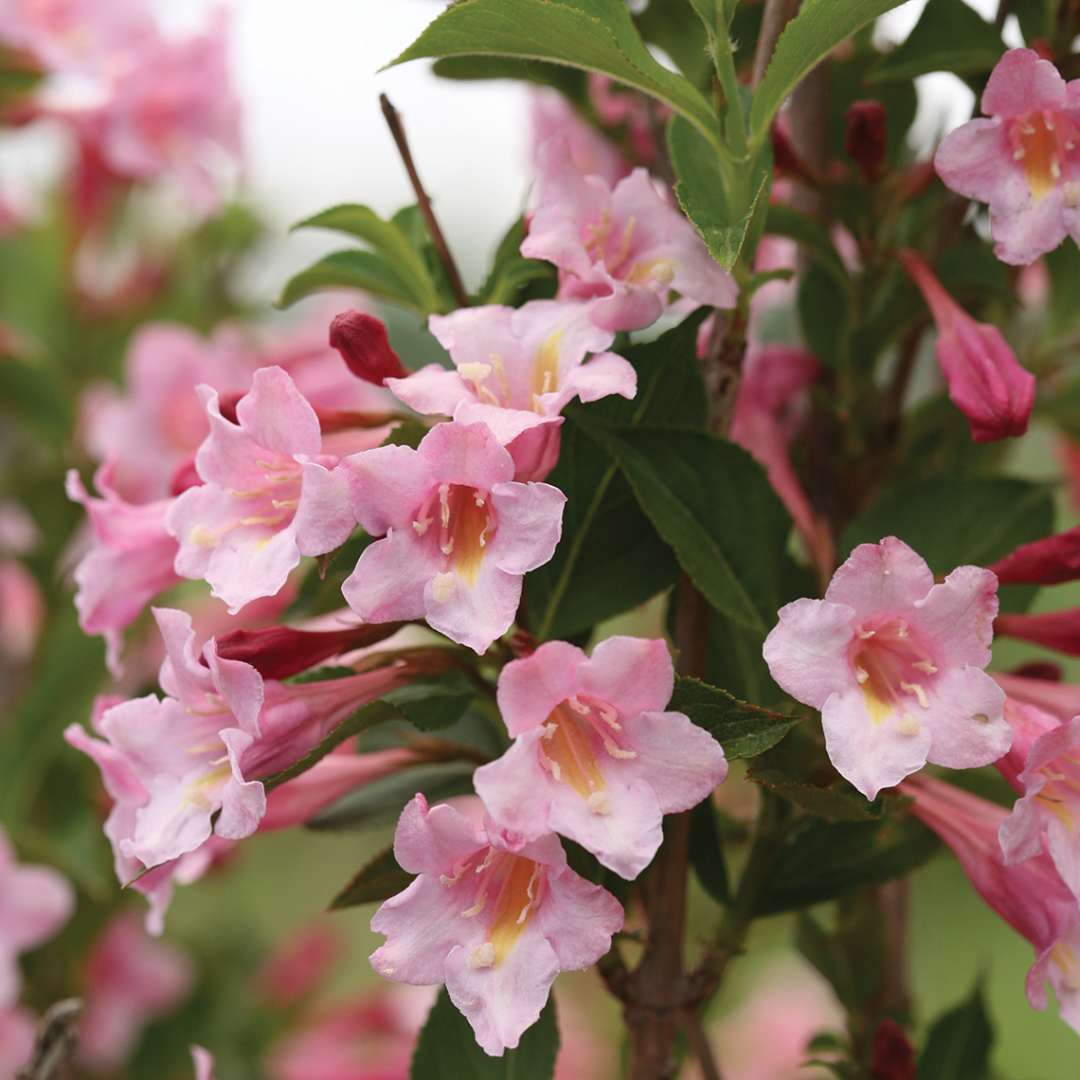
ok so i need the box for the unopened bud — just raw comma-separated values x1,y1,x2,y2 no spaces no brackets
871,1019,915,1080
329,311,408,386
845,100,888,183
214,623,402,679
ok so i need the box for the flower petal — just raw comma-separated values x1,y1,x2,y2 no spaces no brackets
763,598,856,709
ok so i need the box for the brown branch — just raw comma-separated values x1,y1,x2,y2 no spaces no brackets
752,0,800,87
683,1008,724,1080
379,93,469,309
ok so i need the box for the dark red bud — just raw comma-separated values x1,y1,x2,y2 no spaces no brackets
870,1019,915,1080
214,623,403,679
169,458,201,496
770,123,819,186
845,100,888,183
1009,660,1063,682
989,525,1080,586
329,311,408,386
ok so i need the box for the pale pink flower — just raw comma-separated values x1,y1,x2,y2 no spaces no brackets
474,637,727,879
370,794,623,1056
995,670,1080,721
337,421,565,654
65,465,179,676
0,1006,35,1079
898,249,1035,442
903,773,1080,1035
935,48,1080,265
167,366,356,613
257,922,341,1009
522,139,737,332
587,75,662,166
79,913,193,1069
0,825,73,1006
763,537,1011,799
388,301,635,481
531,89,629,188
192,1046,216,1080
0,559,43,666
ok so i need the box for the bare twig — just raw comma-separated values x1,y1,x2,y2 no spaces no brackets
683,1008,725,1080
379,93,469,309
752,0,800,87
17,999,82,1080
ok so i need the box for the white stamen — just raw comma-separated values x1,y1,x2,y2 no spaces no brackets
1052,157,1063,179
596,703,621,730
468,943,496,969
567,695,591,716
432,572,455,603
474,493,486,507
913,659,937,675
413,516,431,535
858,629,876,640
601,732,638,760
439,483,451,528
462,893,487,918
458,361,493,384
900,681,929,709
1014,147,1026,161
441,538,455,556
855,666,869,685
897,714,921,736
587,791,612,815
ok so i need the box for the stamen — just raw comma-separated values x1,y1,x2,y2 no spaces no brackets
855,666,869,685
913,660,937,674
462,892,487,918
1013,147,1026,160
1052,157,1062,179
858,629,876,640
468,943,496,969
567,695,591,716
897,714,921,736
439,483,451,529
587,791,612,815
900,681,929,709
440,538,455,556
537,744,562,782
596,703,621,730
601,732,638,760
412,516,431,535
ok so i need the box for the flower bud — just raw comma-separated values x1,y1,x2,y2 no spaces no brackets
990,526,1080,586
995,607,1080,656
328,311,408,386
844,100,887,183
899,249,1035,442
871,1019,915,1080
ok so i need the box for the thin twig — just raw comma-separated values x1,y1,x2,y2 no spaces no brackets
379,93,469,309
17,999,82,1080
751,0,800,87
683,1008,725,1080
994,0,1013,31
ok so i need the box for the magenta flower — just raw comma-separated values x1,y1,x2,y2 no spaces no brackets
167,366,356,613
370,794,623,1056
388,301,635,480
521,139,736,332
935,48,1080,265
990,525,1080,585
0,825,73,1006
763,537,1011,799
899,249,1035,442
337,421,565,654
79,913,193,1069
65,465,179,675
474,637,727,879
904,773,1080,1035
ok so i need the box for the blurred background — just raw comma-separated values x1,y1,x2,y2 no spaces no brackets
2,0,1077,1076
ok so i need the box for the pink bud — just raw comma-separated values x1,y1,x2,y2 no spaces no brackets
871,1019,915,1080
995,607,1080,656
844,100,888,182
329,311,408,386
899,249,1035,442
213,623,403,679
989,526,1080,585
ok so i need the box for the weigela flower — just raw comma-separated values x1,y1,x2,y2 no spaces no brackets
79,913,193,1069
904,773,1080,1035
0,1005,35,1078
995,670,1080,721
995,606,1080,656
474,637,727,879
66,465,179,675
167,366,356,613
192,1046,216,1080
935,48,1080,265
763,537,1011,799
0,825,73,1006
336,421,566,654
990,525,1080,585
369,794,623,1056
387,301,635,481
898,249,1035,442
521,138,737,332
531,89,629,188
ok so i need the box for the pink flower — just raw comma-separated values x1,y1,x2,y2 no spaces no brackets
0,559,43,666
79,913,193,1069
730,345,834,577
763,537,1011,799
337,421,565,654
192,1046,216,1080
935,48,1080,265
0,825,73,1006
474,637,727,879
65,465,179,676
995,606,1080,656
0,1006,35,1079
167,366,356,613
531,90,629,189
898,249,1035,442
370,794,623,1056
587,75,662,166
257,922,341,1009
990,525,1080,585
521,139,736,332
995,670,1080,721
388,301,635,481
65,607,430,872
903,773,1080,1034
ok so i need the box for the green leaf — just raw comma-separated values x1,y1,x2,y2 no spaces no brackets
667,115,772,270
634,0,715,85
583,428,796,633
755,813,939,914
329,845,414,910
433,55,589,103
477,218,556,305
411,988,559,1079
798,260,852,368
390,0,721,151
285,533,372,620
384,419,429,450
528,311,707,640
748,0,912,144
918,983,994,1080
276,249,428,313
670,676,798,759
766,204,850,292
871,0,1003,83
689,798,729,903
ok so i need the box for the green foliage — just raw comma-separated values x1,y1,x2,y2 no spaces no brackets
798,260,852,369
670,676,799,759
871,0,1003,82
389,0,722,150
767,204,851,293
329,845,413,910
689,798,730,904
285,533,372,620
411,989,559,1080
476,217,556,305
918,983,994,1079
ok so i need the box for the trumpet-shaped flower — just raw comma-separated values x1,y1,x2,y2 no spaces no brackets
903,774,1080,1035
935,49,1080,265
522,139,736,332
167,366,356,613
995,606,1080,656
370,794,623,1056
474,637,727,879
388,301,635,481
763,537,1011,799
0,825,73,1006
337,422,565,654
990,525,1080,585
899,250,1035,442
